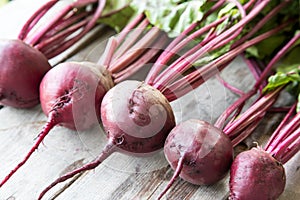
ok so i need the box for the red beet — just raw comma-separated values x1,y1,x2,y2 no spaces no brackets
0,39,51,108
40,61,113,130
164,119,233,185
157,119,233,199
229,147,286,200
101,80,176,155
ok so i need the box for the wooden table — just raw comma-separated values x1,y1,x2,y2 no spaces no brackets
0,1,300,199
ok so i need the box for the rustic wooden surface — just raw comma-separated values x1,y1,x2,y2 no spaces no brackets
0,1,300,200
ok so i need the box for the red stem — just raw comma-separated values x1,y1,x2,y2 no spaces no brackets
42,11,93,40
36,18,89,57
114,13,145,45
18,0,59,40
38,140,116,200
24,3,75,46
270,113,300,162
164,22,286,101
265,103,297,151
224,87,282,139
147,16,227,86
109,27,161,74
231,0,289,49
216,73,245,96
280,128,300,164
111,18,149,62
145,0,228,85
113,35,168,83
0,115,57,187
97,36,119,68
268,112,300,156
39,0,106,59
254,32,300,90
153,0,270,92
231,113,264,147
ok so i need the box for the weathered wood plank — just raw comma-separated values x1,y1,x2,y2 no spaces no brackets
0,1,299,200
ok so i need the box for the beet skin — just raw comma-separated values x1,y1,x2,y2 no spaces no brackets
229,147,286,200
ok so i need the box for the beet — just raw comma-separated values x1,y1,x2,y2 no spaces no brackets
229,147,286,200
40,61,113,130
101,80,176,155
164,119,233,185
0,39,51,108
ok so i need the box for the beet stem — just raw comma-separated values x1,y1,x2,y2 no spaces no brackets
268,112,300,158
265,103,297,151
224,87,282,139
111,18,149,61
40,0,106,59
109,27,161,74
38,140,116,200
280,128,300,164
272,123,300,163
0,116,57,187
36,18,89,57
216,73,245,96
113,35,168,83
157,154,186,200
152,0,269,92
114,13,145,45
97,36,119,68
24,3,74,46
254,31,300,90
147,16,227,87
18,0,59,40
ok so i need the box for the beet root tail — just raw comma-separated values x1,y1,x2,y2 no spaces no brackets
0,118,56,187
157,154,185,200
38,140,116,200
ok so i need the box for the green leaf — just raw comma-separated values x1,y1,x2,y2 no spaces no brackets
131,0,211,37
98,1,137,32
263,68,300,93
245,35,286,59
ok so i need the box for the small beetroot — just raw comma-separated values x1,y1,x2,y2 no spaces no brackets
229,147,286,200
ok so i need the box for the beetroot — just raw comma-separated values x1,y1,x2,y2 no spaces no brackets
163,120,233,185
229,147,286,200
0,39,51,108
101,80,175,155
39,61,113,130
157,119,233,199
